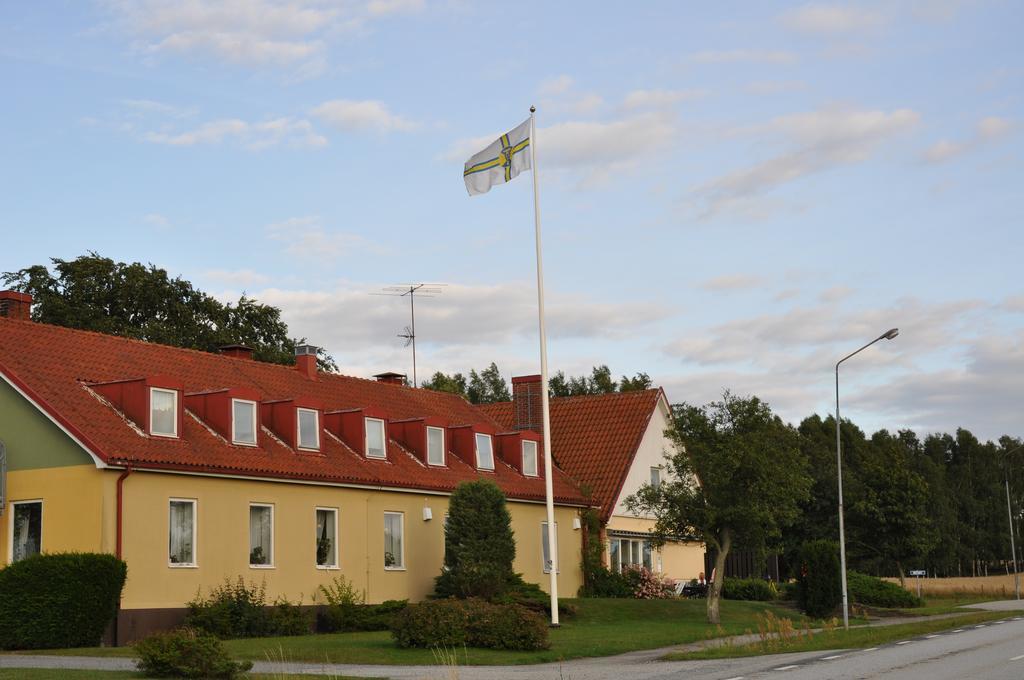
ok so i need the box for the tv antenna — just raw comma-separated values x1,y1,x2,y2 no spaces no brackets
372,283,445,387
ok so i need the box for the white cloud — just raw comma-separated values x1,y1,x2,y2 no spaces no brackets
142,116,327,149
690,50,798,65
699,274,766,292
122,98,197,118
922,116,1013,163
781,4,887,34
367,0,425,16
265,216,381,260
203,268,271,287
311,99,419,133
623,89,706,110
745,80,808,95
691,107,920,218
538,75,574,96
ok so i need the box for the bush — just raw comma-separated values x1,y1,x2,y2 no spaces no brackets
135,627,252,679
315,574,406,632
847,571,923,608
494,574,576,617
391,599,549,651
435,480,516,600
581,565,634,598
722,577,777,601
0,552,127,650
186,577,312,638
797,540,842,619
622,566,676,599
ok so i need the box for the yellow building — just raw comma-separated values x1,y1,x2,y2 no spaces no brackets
482,377,706,584
0,292,586,643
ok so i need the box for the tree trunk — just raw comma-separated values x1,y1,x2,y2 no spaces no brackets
897,561,906,589
707,528,731,625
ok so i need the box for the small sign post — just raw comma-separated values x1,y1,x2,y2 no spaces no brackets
909,569,927,598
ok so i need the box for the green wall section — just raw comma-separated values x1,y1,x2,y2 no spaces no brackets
0,377,95,470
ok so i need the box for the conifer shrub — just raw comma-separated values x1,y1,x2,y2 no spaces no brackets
0,552,127,650
135,627,252,679
797,540,842,618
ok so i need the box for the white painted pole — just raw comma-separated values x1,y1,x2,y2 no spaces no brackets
530,105,559,626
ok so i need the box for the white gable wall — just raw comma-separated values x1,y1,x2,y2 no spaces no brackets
610,394,675,518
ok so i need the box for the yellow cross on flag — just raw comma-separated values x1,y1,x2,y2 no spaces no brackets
463,118,531,196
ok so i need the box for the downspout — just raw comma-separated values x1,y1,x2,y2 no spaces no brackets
114,464,132,647
116,465,133,559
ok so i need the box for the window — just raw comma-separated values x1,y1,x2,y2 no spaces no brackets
150,388,178,437
384,512,404,569
522,440,538,476
316,508,338,568
297,408,320,450
169,499,196,566
426,426,445,466
610,537,653,573
10,500,42,562
232,399,257,446
474,433,494,470
249,504,273,567
365,418,386,459
650,466,662,489
541,521,558,573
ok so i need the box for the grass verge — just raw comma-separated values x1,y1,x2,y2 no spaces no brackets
663,609,1019,660
5,599,840,666
0,672,369,680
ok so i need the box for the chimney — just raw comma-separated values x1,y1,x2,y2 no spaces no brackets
512,374,544,437
373,371,407,385
219,344,254,360
0,291,32,321
295,344,318,379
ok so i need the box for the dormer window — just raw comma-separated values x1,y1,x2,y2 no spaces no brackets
297,408,320,450
232,399,257,446
522,440,538,476
150,388,178,437
475,433,494,470
365,417,386,459
426,426,445,466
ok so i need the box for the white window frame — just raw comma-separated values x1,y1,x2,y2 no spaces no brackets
384,511,405,571
168,498,197,568
8,499,42,563
426,426,445,466
365,417,386,459
650,466,662,489
248,503,274,569
231,399,258,446
296,408,320,451
315,506,339,569
150,387,178,438
522,440,539,477
474,433,494,471
610,537,653,573
541,521,559,574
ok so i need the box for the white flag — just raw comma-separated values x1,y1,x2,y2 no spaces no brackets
463,118,531,196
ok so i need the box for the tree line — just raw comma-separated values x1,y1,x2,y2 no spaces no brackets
421,363,653,404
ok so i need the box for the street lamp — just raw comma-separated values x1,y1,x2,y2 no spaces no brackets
835,327,898,629
1003,444,1023,601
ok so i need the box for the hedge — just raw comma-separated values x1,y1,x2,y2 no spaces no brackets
391,598,549,650
797,540,842,619
847,571,924,608
0,552,127,650
722,577,777,601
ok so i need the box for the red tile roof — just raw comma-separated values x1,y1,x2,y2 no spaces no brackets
0,318,587,506
479,389,665,522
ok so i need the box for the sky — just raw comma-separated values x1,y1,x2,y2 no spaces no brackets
1,1,1021,441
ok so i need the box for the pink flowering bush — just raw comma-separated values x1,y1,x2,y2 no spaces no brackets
623,566,677,599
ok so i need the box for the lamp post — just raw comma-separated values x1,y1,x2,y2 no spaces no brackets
835,327,899,629
1004,444,1023,601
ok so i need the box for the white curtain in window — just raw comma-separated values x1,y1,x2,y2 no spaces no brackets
249,506,272,565
233,401,256,444
169,501,193,564
151,390,176,435
366,419,385,458
384,513,403,568
427,427,444,465
316,509,336,567
12,502,41,562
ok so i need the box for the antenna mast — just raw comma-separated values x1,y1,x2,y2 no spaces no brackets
373,283,445,387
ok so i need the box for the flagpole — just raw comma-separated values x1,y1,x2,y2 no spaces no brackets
530,105,559,627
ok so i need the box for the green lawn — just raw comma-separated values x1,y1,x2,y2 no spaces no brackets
664,609,1019,660
7,599,841,666
0,672,369,680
